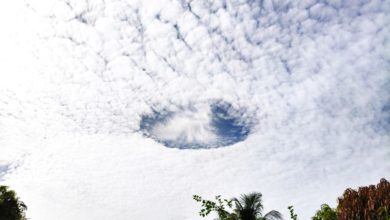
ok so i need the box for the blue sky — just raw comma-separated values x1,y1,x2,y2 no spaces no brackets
140,101,252,148
0,0,389,219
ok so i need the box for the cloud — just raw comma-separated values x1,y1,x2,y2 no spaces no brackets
144,106,220,147
140,101,252,148
0,0,389,219
0,163,11,181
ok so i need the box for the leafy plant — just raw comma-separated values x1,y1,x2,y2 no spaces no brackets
232,193,282,220
193,194,235,219
193,193,282,220
0,185,27,220
288,205,298,220
312,204,337,220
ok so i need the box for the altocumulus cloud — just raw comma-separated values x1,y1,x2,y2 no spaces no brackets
0,0,389,219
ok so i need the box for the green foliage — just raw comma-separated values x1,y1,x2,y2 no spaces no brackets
233,193,281,220
193,195,235,219
0,186,27,220
193,178,390,220
376,207,390,220
193,193,282,220
288,206,298,220
312,204,337,220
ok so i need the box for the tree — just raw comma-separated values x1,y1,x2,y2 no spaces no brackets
232,193,282,220
193,192,282,220
193,195,237,220
0,185,27,220
337,178,390,220
312,204,337,220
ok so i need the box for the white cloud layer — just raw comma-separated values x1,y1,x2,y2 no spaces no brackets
0,0,389,219
150,108,218,146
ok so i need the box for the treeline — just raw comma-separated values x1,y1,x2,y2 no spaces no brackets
194,178,390,220
1,178,389,220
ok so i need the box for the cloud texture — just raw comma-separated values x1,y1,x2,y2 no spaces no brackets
0,0,389,219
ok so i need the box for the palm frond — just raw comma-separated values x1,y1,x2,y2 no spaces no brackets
241,192,263,212
263,210,283,220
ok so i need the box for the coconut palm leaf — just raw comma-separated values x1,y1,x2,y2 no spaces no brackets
232,192,282,220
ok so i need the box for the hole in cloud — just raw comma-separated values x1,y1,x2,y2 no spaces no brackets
140,101,253,149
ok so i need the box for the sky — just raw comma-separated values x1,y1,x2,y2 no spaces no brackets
0,0,389,219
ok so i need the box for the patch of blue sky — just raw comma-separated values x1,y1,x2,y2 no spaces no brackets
140,101,252,149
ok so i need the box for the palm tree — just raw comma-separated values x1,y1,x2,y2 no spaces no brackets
232,192,282,220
